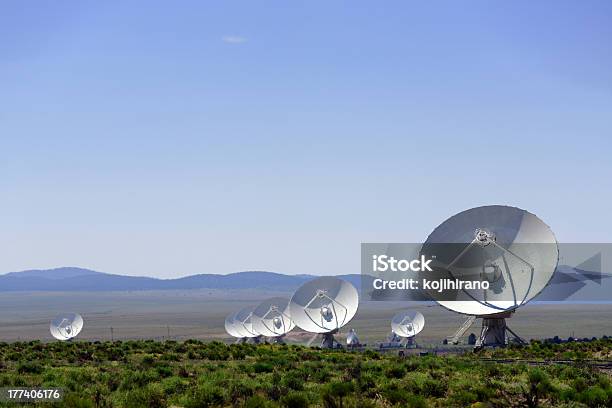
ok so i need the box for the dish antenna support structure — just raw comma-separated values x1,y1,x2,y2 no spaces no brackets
290,277,359,349
421,205,558,348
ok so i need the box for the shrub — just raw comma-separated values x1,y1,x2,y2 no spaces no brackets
282,371,305,391
322,381,354,408
280,391,309,408
245,395,271,408
16,361,43,374
252,362,274,373
62,393,95,408
160,352,180,362
579,386,608,407
231,349,246,359
383,388,411,406
229,380,255,402
420,378,447,397
123,384,165,408
141,354,155,367
156,365,173,378
404,395,428,408
118,369,159,391
185,384,226,408
572,377,588,393
160,376,188,395
524,368,554,408
385,365,406,379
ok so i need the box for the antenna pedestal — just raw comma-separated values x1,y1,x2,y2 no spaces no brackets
272,335,286,344
475,312,525,349
321,331,338,349
405,336,417,348
249,335,263,344
477,317,507,347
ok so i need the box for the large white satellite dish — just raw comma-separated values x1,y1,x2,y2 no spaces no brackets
421,205,558,347
391,311,425,338
50,313,83,341
289,276,359,348
252,297,295,341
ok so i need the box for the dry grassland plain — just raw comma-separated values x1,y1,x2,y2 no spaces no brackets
0,290,610,345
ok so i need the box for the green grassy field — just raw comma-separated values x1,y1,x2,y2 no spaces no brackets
0,339,610,408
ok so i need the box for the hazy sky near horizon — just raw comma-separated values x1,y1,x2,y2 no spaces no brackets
1,1,611,278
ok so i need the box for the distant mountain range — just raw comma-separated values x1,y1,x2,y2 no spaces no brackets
0,267,363,292
1,266,609,301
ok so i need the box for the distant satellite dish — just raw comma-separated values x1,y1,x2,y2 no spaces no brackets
289,276,359,348
50,313,83,341
233,306,261,338
391,311,425,338
225,311,247,339
252,297,295,338
422,205,558,347
346,328,360,346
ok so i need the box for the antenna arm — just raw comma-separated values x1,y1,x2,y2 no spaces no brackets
302,292,349,331
487,241,535,273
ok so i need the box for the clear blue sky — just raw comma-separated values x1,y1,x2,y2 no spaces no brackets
1,1,611,278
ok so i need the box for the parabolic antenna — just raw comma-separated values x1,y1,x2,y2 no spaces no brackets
422,205,558,347
50,313,83,341
391,311,425,338
289,277,359,348
233,306,261,339
252,297,295,338
346,329,361,347
225,311,248,339
421,205,558,316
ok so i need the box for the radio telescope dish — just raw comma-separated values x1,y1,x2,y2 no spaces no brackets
346,329,361,347
289,277,359,348
252,297,295,338
233,306,261,339
391,311,425,338
50,313,83,341
225,311,248,339
421,205,558,316
422,205,558,347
